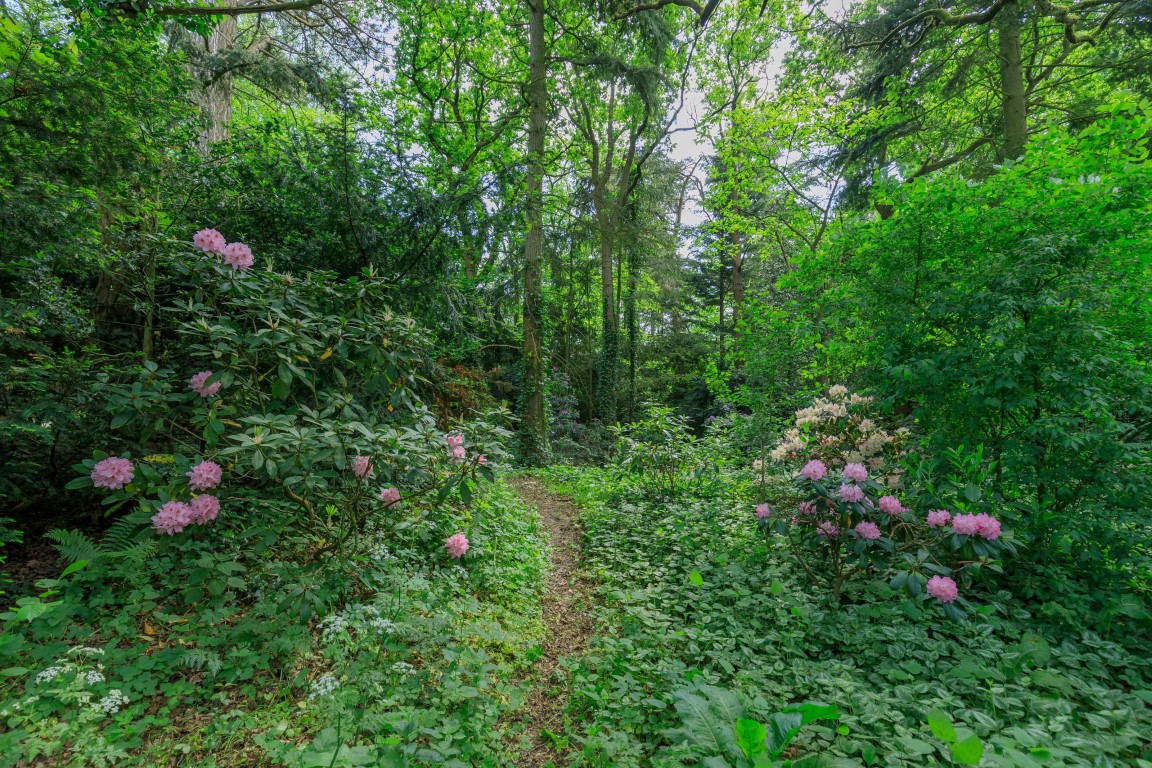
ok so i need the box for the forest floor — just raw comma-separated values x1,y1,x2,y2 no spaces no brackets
508,476,595,768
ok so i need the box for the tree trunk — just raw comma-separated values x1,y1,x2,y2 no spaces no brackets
625,239,638,424
595,211,618,426
519,0,549,465
200,4,238,149
997,1,1027,160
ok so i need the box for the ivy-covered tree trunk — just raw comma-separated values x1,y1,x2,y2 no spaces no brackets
519,0,549,465
997,1,1027,160
595,213,619,426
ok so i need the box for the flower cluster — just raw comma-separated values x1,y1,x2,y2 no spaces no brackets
770,386,908,478
446,432,467,462
90,457,134,490
951,512,1001,540
192,228,254,270
445,533,469,558
189,370,221,399
187,460,222,491
352,456,373,478
82,452,224,536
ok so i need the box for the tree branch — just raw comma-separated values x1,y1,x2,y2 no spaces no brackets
612,0,702,20
149,0,324,18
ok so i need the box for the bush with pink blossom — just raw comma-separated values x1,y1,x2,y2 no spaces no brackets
69,450,228,537
758,388,1018,618
73,229,511,563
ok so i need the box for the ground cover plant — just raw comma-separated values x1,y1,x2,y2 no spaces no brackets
538,463,1152,767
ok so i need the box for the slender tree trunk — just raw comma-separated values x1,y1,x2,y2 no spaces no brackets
997,1,1027,160
200,3,238,149
595,208,618,426
625,240,638,424
520,0,549,464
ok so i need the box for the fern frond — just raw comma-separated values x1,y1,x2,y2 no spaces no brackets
46,529,101,564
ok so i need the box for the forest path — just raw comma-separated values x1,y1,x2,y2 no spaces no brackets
508,476,595,768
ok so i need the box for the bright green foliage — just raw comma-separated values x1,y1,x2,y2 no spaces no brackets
612,405,720,498
541,465,1152,767
784,106,1152,600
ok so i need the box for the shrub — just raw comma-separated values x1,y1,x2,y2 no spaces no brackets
764,388,1017,617
613,405,716,498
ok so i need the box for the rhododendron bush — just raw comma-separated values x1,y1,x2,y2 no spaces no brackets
762,387,1017,618
66,231,509,561
613,405,721,498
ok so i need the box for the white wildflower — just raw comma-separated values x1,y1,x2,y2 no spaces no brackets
308,674,339,700
99,689,129,714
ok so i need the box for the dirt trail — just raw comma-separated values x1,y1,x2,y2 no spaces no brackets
509,476,595,768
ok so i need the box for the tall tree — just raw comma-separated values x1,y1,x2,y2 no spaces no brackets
521,0,550,463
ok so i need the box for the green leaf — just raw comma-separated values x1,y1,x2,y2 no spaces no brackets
735,718,767,758
926,709,957,743
271,378,291,400
59,560,88,579
689,569,704,586
950,734,983,764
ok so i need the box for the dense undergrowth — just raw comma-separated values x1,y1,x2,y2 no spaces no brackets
539,466,1152,768
0,479,546,767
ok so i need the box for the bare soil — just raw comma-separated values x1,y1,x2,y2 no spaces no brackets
508,476,596,768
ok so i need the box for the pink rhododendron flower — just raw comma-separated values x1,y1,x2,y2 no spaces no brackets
187,460,222,491
445,433,464,447
926,575,959,603
477,455,488,466
189,494,220,524
445,533,469,558
192,228,226,254
818,521,839,537
449,445,466,461
189,371,221,398
839,484,865,503
352,456,373,478
152,501,194,535
855,521,881,540
952,514,980,536
798,501,817,516
91,457,134,490
755,503,771,519
973,513,1002,540
878,495,905,515
379,487,401,506
222,242,254,270
926,509,952,528
800,459,827,481
842,463,868,483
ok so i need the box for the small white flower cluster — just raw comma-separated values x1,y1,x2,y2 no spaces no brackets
318,613,350,641
391,661,415,675
368,541,392,562
319,604,396,643
308,674,339,700
99,689,129,714
84,670,106,686
35,666,63,684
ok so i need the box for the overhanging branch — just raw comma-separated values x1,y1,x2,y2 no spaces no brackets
149,0,324,17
